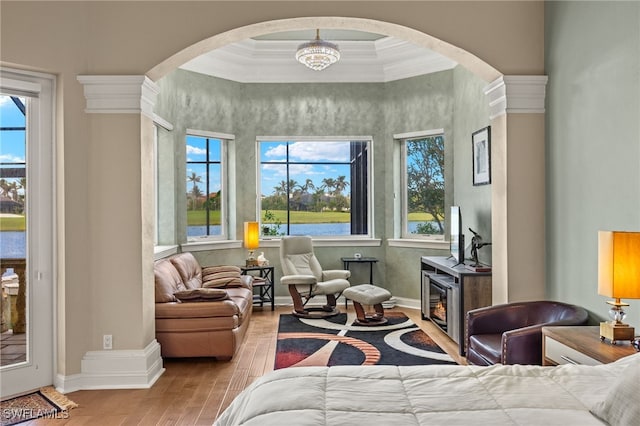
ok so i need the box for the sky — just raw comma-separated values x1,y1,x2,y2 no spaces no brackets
185,137,353,197
0,95,26,169
259,141,351,196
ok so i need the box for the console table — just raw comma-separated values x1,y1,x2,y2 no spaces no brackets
341,257,378,284
421,256,492,355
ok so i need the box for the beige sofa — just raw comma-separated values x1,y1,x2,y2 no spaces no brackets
154,252,253,360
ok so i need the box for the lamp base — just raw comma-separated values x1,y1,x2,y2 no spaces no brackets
245,259,259,267
600,321,635,344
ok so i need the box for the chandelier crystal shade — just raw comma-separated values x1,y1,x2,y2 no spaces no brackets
296,29,341,71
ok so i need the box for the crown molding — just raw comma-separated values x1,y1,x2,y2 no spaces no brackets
485,75,549,120
77,75,159,118
179,36,457,83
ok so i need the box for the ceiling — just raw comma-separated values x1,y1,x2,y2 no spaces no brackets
179,29,458,83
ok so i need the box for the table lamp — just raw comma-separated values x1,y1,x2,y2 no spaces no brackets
244,222,260,267
598,231,640,343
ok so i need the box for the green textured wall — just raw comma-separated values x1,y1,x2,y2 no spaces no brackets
155,67,488,301
546,1,640,326
453,66,492,264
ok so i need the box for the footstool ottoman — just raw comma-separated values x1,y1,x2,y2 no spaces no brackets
343,284,392,326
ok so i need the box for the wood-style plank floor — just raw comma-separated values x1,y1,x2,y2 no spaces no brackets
29,306,465,425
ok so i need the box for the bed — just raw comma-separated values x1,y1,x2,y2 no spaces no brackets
215,352,639,425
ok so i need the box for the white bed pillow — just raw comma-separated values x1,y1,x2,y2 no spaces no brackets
590,357,640,425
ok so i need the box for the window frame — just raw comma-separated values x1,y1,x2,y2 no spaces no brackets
256,136,374,239
397,129,446,241
185,129,232,242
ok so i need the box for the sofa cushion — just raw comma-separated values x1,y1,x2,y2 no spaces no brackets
155,259,186,303
468,333,503,365
174,288,230,302
170,252,203,289
203,265,243,288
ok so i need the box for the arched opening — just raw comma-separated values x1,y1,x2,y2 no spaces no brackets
148,17,501,83
143,16,529,310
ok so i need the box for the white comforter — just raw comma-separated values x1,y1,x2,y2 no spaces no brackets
215,353,639,425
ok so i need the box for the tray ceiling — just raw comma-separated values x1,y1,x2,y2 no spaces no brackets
179,30,457,83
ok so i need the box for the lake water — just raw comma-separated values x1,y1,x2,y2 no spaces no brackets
0,232,26,258
187,221,430,237
1,222,435,258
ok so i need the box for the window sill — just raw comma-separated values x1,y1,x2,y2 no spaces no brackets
259,237,382,248
181,240,243,252
154,245,179,260
387,239,450,250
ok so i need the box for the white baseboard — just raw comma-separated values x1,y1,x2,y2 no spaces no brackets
55,339,165,393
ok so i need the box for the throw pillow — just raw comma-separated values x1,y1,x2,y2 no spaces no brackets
202,265,243,288
590,358,640,425
174,288,230,302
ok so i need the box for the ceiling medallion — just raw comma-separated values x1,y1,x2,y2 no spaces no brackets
295,29,341,71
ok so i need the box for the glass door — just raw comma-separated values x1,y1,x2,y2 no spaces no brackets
0,69,55,397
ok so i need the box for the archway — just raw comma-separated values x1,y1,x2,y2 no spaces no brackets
142,16,546,309
148,17,501,83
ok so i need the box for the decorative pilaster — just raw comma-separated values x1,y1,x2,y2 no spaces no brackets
77,75,159,118
485,75,548,120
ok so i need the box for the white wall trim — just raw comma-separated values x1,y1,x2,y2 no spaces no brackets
153,113,174,131
484,75,548,120
77,75,159,118
393,128,445,140
54,339,165,393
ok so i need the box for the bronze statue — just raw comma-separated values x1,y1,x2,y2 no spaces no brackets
469,228,492,266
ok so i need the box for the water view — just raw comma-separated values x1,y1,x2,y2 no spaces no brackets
186,221,431,237
0,232,25,258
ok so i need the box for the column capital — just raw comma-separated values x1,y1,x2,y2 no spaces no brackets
77,75,159,118
485,75,548,120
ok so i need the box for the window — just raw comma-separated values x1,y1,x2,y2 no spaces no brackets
401,131,445,239
258,138,370,237
186,132,227,240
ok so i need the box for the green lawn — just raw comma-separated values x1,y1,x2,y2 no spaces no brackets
186,209,435,226
0,216,26,231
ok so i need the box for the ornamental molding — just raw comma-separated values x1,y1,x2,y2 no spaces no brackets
484,75,549,120
77,75,159,118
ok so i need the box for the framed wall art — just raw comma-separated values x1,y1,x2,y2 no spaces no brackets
472,126,491,186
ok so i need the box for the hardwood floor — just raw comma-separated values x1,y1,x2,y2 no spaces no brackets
29,306,465,425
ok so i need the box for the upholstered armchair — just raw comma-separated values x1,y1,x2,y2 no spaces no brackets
466,300,589,366
280,236,350,318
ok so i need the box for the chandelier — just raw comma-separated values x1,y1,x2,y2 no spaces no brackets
295,29,341,71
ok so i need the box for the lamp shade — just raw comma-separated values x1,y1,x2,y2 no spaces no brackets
598,231,640,299
244,222,260,250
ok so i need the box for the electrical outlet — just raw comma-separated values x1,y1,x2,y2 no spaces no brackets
103,334,113,350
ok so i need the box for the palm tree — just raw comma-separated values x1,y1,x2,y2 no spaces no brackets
334,175,349,196
321,177,336,195
187,172,202,210
17,178,26,202
0,179,9,197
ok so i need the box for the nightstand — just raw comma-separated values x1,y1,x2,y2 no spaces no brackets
542,326,636,366
240,265,275,311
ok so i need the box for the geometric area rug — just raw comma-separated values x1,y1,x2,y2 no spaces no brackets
275,311,456,369
0,386,78,426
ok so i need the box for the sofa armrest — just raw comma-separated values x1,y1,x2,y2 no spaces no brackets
322,270,351,280
502,324,545,365
229,275,252,289
281,274,317,285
